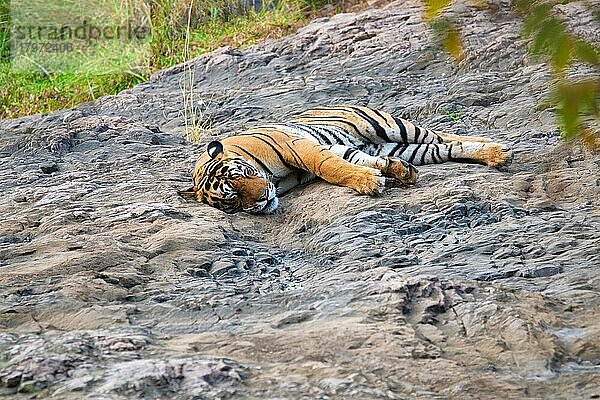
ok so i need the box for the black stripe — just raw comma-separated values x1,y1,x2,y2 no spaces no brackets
448,143,454,160
323,126,351,145
313,125,344,145
342,147,355,160
230,144,273,175
422,129,434,144
427,130,439,144
198,176,208,189
300,116,370,141
371,108,393,129
204,160,223,176
286,143,309,170
414,126,421,143
345,105,391,141
392,116,408,143
316,154,334,174
284,122,313,136
388,143,403,157
420,145,428,165
431,144,439,163
312,127,334,145
434,144,442,163
291,123,332,145
243,133,296,169
408,146,419,164
425,130,435,144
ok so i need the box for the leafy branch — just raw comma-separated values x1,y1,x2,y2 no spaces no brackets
422,0,600,150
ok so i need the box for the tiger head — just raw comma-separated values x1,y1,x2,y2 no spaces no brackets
182,141,279,214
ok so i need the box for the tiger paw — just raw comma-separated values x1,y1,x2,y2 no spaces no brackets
382,157,418,185
348,169,386,196
474,143,512,167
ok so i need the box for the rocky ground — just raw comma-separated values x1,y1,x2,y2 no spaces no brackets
1,0,599,398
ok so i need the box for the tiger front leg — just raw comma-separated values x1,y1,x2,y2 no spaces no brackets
283,139,386,195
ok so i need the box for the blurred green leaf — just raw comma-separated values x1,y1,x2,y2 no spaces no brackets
431,17,465,61
423,0,452,22
522,5,599,74
573,40,599,65
422,1,465,63
513,0,535,13
522,4,551,38
531,18,563,56
443,23,465,61
553,79,599,141
465,0,488,10
528,15,571,73
552,33,571,73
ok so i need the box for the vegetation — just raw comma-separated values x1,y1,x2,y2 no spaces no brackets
423,0,600,149
0,0,361,120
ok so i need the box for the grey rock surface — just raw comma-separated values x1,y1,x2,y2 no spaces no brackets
1,0,599,398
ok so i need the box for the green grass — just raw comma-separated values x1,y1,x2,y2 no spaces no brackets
0,65,142,118
0,0,358,120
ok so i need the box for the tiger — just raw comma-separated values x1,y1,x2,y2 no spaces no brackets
182,104,510,214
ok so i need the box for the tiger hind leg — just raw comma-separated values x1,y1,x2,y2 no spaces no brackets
356,107,492,144
386,116,492,144
371,141,510,167
434,131,491,143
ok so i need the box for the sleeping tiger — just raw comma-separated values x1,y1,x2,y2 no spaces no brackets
183,104,509,214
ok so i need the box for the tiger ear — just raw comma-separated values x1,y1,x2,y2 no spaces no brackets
207,141,224,159
179,186,202,201
179,186,196,196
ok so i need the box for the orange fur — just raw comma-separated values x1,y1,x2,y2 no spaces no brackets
473,144,509,167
